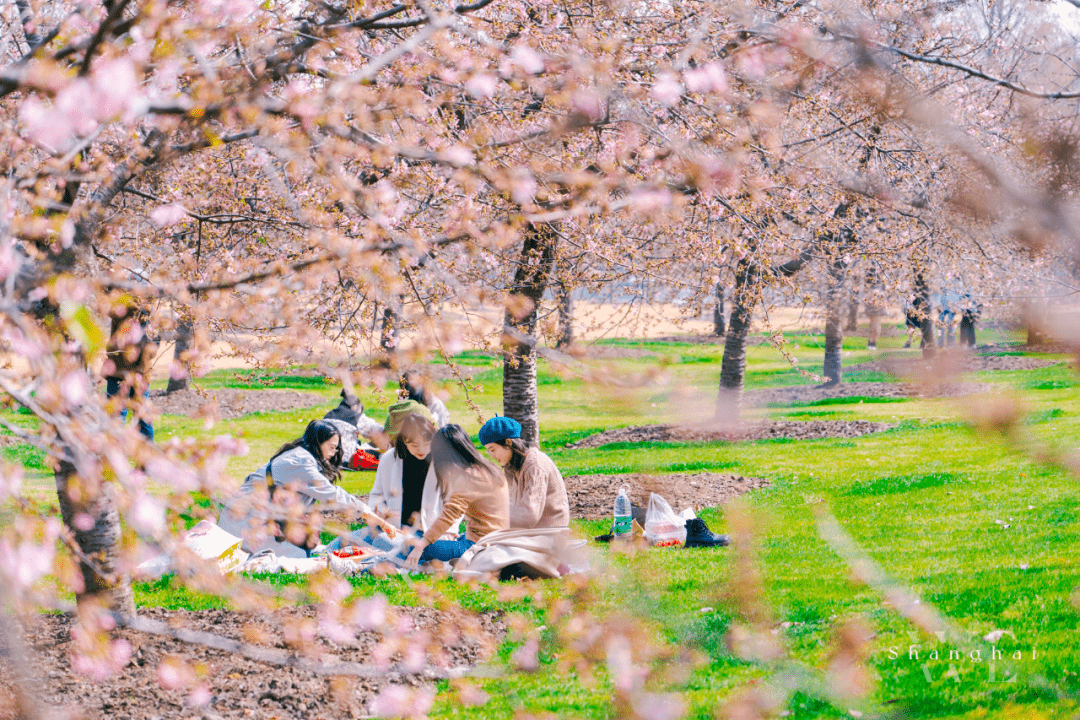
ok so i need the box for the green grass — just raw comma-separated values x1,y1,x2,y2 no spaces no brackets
8,328,1080,719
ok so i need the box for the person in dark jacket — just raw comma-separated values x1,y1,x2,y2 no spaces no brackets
104,300,157,441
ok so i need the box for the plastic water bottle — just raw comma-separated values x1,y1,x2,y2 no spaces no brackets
613,486,632,540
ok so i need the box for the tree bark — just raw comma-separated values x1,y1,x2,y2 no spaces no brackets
716,261,753,421
844,295,859,332
55,460,136,616
555,278,573,349
915,270,935,358
166,318,193,393
712,281,726,336
502,224,557,446
823,260,847,386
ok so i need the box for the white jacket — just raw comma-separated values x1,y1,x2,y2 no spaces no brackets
218,446,371,557
368,448,461,538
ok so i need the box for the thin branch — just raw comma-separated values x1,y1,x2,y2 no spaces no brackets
114,613,486,680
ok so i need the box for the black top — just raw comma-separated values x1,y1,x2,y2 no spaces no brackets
400,453,430,529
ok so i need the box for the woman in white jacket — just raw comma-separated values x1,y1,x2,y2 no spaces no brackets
219,420,391,558
368,413,460,537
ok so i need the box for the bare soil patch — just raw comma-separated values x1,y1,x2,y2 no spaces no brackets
573,345,661,359
567,419,895,449
151,387,331,420
746,380,991,406
565,472,770,519
0,605,504,720
851,353,1058,375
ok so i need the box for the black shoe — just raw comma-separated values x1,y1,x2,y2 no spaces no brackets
684,517,730,548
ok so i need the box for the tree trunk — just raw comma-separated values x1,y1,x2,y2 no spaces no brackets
502,224,557,446
844,295,859,332
712,282,726,336
55,460,136,616
555,278,573,349
823,267,846,386
166,318,193,393
915,270,935,358
717,262,754,422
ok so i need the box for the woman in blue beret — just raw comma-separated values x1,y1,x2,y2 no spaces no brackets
478,416,569,529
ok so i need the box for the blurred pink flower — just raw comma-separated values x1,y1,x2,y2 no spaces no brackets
650,73,683,107
511,637,540,671
129,492,167,536
465,73,498,99
511,45,545,75
633,692,687,720
683,62,728,94
151,203,189,226
92,58,138,121
0,466,24,498
60,372,89,406
370,686,434,719
352,594,388,630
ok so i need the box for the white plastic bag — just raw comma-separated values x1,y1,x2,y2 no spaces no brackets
644,493,687,548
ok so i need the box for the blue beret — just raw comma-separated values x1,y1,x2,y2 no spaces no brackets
478,416,522,446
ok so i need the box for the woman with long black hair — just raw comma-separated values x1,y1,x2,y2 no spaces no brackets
404,424,509,569
219,419,392,557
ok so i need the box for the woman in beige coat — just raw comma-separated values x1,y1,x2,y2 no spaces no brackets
478,417,569,529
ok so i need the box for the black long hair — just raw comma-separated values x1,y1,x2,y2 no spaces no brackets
271,419,342,483
394,412,436,460
500,437,531,478
430,424,504,496
400,370,432,406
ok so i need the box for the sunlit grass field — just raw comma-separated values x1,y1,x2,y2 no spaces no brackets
3,322,1079,719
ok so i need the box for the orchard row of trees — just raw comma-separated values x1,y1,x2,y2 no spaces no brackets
1,0,1080,713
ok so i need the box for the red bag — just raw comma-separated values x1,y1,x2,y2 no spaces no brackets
349,448,380,471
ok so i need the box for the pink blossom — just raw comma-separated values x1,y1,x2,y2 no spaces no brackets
440,146,474,167
60,220,75,248
510,173,538,205
571,90,606,123
630,188,673,213
737,48,767,79
0,241,18,280
511,45,545,75
92,58,138,121
60,372,89,406
54,79,99,137
157,658,192,690
683,62,728,94
511,637,539,671
73,513,95,531
402,639,426,673
150,204,189,227
0,466,24,498
169,362,188,381
632,692,687,720
650,73,683,107
370,686,434,719
20,98,75,153
465,73,498,99
352,594,388,630
3,328,43,359
128,492,167,536
187,684,212,707
145,458,198,493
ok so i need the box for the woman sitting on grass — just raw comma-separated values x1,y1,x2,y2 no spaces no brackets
405,424,509,569
367,412,454,534
479,417,569,529
219,419,393,558
400,370,450,428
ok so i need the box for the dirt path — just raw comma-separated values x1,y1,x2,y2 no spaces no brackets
566,473,770,519
745,380,991,406
151,387,331,420
567,419,896,449
0,605,504,720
